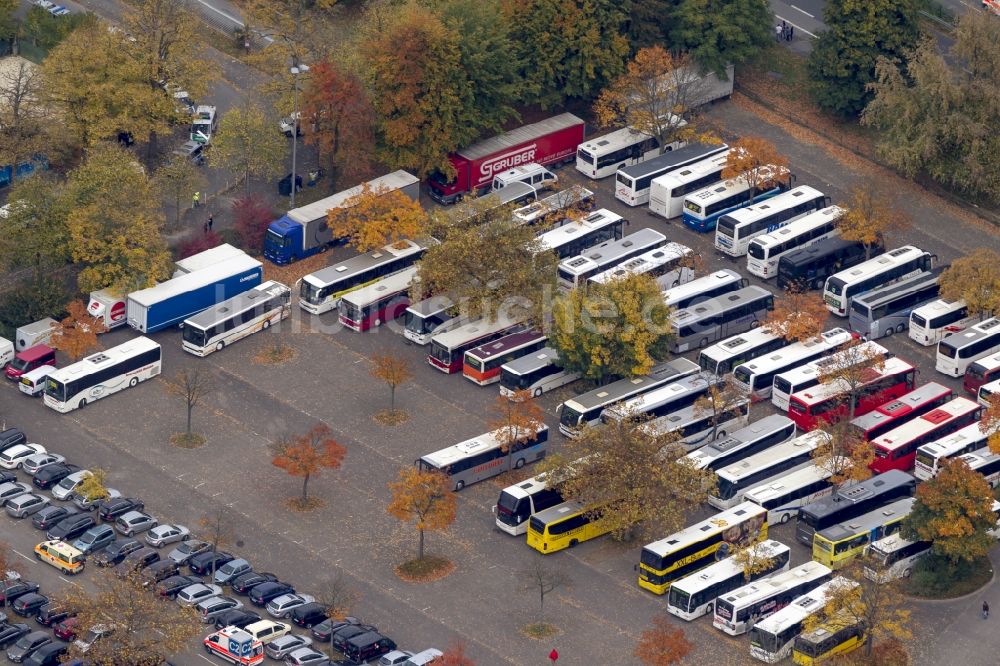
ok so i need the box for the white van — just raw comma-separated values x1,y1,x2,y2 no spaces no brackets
491,163,557,193
403,648,443,666
18,365,55,396
15,318,57,351
0,336,13,369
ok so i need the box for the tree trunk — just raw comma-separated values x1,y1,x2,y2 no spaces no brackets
418,527,424,560
539,587,544,621
186,403,193,434
302,473,310,502
390,385,395,412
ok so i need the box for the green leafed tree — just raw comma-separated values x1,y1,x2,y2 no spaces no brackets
670,0,773,76
0,174,71,280
626,0,674,50
209,103,287,195
503,0,629,108
550,274,672,386
806,0,922,117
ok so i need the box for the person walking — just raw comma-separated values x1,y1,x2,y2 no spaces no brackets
775,23,783,41
207,214,214,231
787,25,794,41
193,191,200,208
984,601,990,619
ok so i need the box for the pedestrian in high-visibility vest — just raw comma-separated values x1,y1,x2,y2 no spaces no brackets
193,191,201,208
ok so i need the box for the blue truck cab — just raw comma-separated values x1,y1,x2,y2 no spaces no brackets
263,217,306,265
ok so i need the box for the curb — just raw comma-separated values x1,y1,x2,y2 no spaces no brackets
905,560,997,605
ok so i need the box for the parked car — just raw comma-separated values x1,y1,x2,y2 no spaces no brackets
92,538,142,567
248,581,294,607
0,580,40,605
264,633,313,660
310,617,361,643
284,647,329,665
212,608,260,630
32,463,81,490
241,619,290,643
51,470,91,500
156,574,201,599
377,651,414,666
0,443,45,469
52,617,79,641
176,583,223,607
11,593,49,618
144,523,189,548
5,493,49,518
195,595,243,623
46,513,96,541
114,510,157,536
188,550,234,576
112,547,160,577
0,428,27,453
20,454,65,477
213,557,251,585
31,505,78,531
72,488,121,512
266,593,315,619
72,624,112,653
333,624,378,653
166,539,210,565
0,623,30,649
6,629,50,662
172,140,206,166
35,603,72,627
72,524,116,555
140,560,179,587
231,571,277,595
290,602,328,629
0,469,16,484
0,481,32,503
338,632,398,665
23,641,68,666
97,497,144,523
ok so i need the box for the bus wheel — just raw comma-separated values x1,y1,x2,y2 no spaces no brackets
884,327,893,338
374,319,382,327
896,323,906,334
780,513,790,524
216,341,225,352
455,481,465,491
700,338,708,348
902,568,912,578
79,398,87,408
705,604,713,616
262,320,270,330
129,377,138,388
533,388,542,398
515,458,525,469
569,539,579,548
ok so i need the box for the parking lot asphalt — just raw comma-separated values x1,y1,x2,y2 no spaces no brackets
1,97,998,666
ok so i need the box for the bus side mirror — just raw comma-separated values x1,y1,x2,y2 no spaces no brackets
490,506,496,515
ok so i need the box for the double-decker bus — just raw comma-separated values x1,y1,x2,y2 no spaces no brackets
513,185,594,226
849,382,952,441
909,299,981,346
649,150,730,219
575,125,680,180
402,295,468,346
557,358,700,437
686,415,798,472
337,266,416,332
615,143,728,206
462,330,547,385
427,315,524,374
777,237,876,292
749,577,858,664
822,246,935,317
863,533,931,582
299,239,427,315
698,328,787,377
847,269,942,341
499,347,580,399
532,209,626,260
964,349,1000,396
956,448,1000,488
786,357,916,431
914,421,999,480
182,281,291,356
638,502,768,595
770,341,890,412
869,397,982,473
669,286,775,354
526,499,612,553
746,206,844,279
662,270,747,310
715,186,829,258
587,242,694,290
812,497,914,569
44,337,161,413
643,401,751,451
731,328,855,401
494,471,566,536
744,462,837,526
417,424,548,491
557,228,667,290
794,469,916,546
979,378,1000,408
791,615,865,665
937,317,1000,377
713,561,833,636
708,431,826,510
682,172,788,233
601,373,721,425
666,540,790,621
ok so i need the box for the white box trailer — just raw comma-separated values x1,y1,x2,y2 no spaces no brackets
15,318,57,351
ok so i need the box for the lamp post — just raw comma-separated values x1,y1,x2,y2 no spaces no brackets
289,62,309,209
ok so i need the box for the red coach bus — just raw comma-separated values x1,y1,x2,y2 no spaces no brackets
337,266,416,332
869,397,982,474
428,315,525,374
849,382,952,441
463,330,547,386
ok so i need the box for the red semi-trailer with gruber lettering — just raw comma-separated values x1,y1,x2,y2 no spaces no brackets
427,113,585,205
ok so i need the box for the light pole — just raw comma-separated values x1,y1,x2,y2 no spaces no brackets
289,62,309,209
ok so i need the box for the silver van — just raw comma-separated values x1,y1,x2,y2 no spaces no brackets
403,648,443,666
5,493,50,518
72,524,116,554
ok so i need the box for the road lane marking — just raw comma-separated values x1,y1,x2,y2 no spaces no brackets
775,15,817,38
790,4,815,17
12,549,33,563
58,575,81,587
198,656,216,665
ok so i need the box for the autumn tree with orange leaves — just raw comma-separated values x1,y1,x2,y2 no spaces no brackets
272,424,347,510
437,641,475,666
840,184,907,260
387,467,456,562
721,136,790,193
50,300,105,361
301,59,376,188
634,615,693,665
981,397,1000,454
329,185,431,252
369,352,414,423
764,289,829,341
488,389,546,453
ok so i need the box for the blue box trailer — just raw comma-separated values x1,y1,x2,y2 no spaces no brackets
126,254,263,333
264,170,420,265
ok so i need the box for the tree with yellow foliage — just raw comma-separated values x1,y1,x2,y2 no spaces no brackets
839,184,908,260
328,185,431,252
763,288,830,341
720,136,791,194
939,248,1000,318
387,467,456,561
